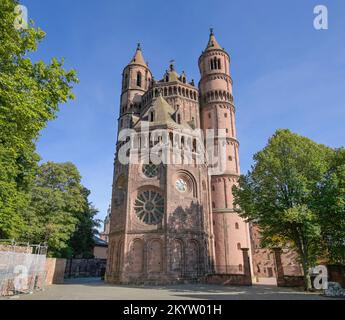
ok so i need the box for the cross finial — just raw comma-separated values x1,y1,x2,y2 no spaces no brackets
137,43,141,50
210,27,214,35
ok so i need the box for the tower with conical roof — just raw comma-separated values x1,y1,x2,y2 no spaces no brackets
119,44,152,132
198,29,251,273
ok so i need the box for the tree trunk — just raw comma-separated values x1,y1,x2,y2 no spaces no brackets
295,229,313,291
301,257,312,291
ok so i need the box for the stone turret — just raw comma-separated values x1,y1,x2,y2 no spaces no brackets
119,44,153,131
198,29,251,273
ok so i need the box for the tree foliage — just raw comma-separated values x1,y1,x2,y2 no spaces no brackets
0,0,78,239
0,1,98,259
233,129,344,290
24,162,82,257
68,188,101,259
314,149,345,263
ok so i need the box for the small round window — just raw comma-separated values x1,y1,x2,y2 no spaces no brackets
175,178,188,193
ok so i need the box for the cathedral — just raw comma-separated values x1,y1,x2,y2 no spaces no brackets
105,30,252,284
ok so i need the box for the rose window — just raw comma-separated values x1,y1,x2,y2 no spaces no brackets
142,163,159,178
134,191,164,225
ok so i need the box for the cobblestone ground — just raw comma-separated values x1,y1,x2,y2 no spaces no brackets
1,278,334,300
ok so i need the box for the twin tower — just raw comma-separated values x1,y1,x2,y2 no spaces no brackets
106,30,251,284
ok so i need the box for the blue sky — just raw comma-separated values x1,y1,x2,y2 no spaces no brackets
22,0,345,223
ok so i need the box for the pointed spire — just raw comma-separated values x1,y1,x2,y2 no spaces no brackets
129,43,148,67
205,28,222,51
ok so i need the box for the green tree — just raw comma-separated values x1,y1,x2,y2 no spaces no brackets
233,129,333,290
25,162,87,257
314,149,345,264
0,0,78,238
68,188,101,258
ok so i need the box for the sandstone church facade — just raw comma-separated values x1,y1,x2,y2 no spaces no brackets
105,31,252,284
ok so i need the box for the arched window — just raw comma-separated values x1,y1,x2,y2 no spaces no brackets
169,132,174,146
193,139,197,152
218,58,221,69
137,72,142,87
150,111,154,122
235,222,239,230
213,57,218,69
237,243,241,250
210,59,214,70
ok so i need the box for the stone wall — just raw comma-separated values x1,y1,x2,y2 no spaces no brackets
277,275,305,287
203,248,252,286
250,224,303,280
45,258,66,285
273,248,307,288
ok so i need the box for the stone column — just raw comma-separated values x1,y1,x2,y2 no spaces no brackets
241,248,252,285
273,248,285,286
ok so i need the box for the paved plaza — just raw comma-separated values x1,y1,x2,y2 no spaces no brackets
3,278,334,300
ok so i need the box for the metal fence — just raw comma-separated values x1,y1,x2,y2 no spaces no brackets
0,240,48,296
65,258,107,279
